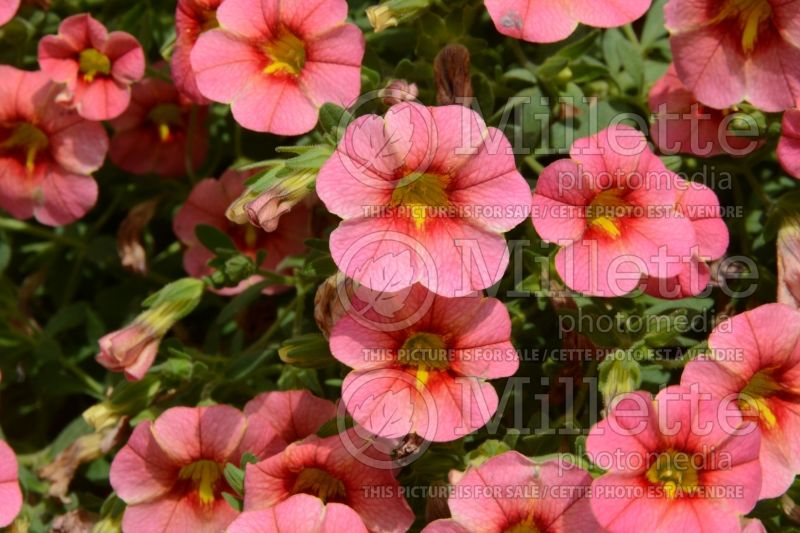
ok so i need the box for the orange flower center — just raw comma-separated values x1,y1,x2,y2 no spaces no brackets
263,27,306,77
147,104,184,143
178,459,224,506
505,521,541,533
292,467,346,503
79,48,112,83
397,332,450,387
715,0,773,54
390,172,451,229
586,188,629,240
200,9,219,31
739,369,781,429
645,450,699,499
1,122,49,173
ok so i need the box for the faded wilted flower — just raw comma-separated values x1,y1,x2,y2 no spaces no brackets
380,79,419,106
778,215,800,309
313,274,350,338
117,198,159,275
434,44,473,106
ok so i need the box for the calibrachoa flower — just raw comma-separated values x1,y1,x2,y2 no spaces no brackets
485,0,652,43
0,0,19,26
228,493,367,533
778,108,800,180
190,0,365,135
649,64,761,158
643,176,729,299
0,440,22,528
243,430,414,533
110,405,247,532
531,125,696,297
172,169,310,296
109,77,208,178
665,0,800,112
0,66,107,226
38,14,145,121
586,386,761,533
423,452,597,532
330,284,518,442
172,0,221,104
317,103,531,298
681,303,800,499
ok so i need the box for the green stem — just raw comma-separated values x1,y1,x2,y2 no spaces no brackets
0,218,84,248
622,23,640,49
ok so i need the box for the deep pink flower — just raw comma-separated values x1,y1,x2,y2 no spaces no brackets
38,14,145,121
0,66,107,226
172,169,310,295
666,0,800,112
330,284,518,442
172,0,221,104
243,430,414,533
96,321,161,381
0,0,20,26
228,493,367,533
778,108,800,180
109,77,208,178
110,405,247,532
485,0,652,43
190,0,365,135
586,386,761,533
317,103,531,298
681,303,800,499
649,64,761,157
0,440,22,528
423,452,597,533
643,176,729,299
531,125,697,297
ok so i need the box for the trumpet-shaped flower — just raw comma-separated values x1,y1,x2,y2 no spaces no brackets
423,451,597,533
0,0,20,26
778,108,800,180
485,0,652,43
228,493,367,533
0,66,107,226
38,13,145,120
586,386,762,533
665,0,800,112
190,0,365,135
681,303,800,499
172,0,222,103
0,440,22,528
330,284,518,442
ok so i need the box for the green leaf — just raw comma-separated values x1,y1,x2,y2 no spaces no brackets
222,491,243,512
223,463,245,496
195,224,237,254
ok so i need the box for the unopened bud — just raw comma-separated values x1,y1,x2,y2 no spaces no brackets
380,79,419,106
366,0,431,32
278,333,334,368
778,214,800,309
245,169,316,232
313,274,350,338
599,349,642,407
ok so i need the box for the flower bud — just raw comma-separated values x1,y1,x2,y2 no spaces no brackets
366,0,431,32
313,274,350,338
245,169,316,232
778,214,800,309
380,79,419,106
278,333,335,368
599,349,642,407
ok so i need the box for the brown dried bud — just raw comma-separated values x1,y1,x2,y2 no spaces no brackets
117,199,159,275
380,79,419,106
51,509,97,533
313,274,351,338
434,44,473,107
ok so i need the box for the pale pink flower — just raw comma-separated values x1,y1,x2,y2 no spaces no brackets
190,0,365,135
172,169,310,295
172,0,221,104
96,321,161,381
109,77,208,178
423,451,597,533
317,103,531,297
586,386,762,533
38,13,145,121
681,303,800,499
666,0,800,112
228,493,367,533
330,284,518,442
778,108,800,180
531,125,696,297
0,440,22,528
649,64,761,157
0,0,20,26
243,430,414,533
485,0,652,43
0,66,107,226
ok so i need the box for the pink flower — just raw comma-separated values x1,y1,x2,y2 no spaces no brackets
330,284,518,442
190,0,365,135
649,64,761,157
0,0,20,26
317,103,531,298
778,108,800,180
531,125,697,297
642,176,729,299
586,386,762,533
228,493,368,533
485,0,652,43
109,77,208,178
681,303,800,499
423,451,597,533
0,66,107,227
665,0,800,112
173,169,310,295
110,405,249,532
172,0,221,104
243,430,414,533
96,321,161,381
0,440,22,528
38,14,145,121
